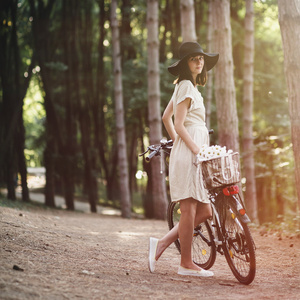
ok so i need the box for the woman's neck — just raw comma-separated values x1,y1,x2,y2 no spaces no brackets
192,75,197,86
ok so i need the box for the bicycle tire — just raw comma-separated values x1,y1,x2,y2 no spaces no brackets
221,197,256,285
167,201,217,270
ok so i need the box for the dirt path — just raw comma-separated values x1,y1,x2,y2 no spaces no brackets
0,203,299,300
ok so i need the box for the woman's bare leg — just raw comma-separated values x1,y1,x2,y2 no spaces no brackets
178,198,198,269
194,202,212,225
155,223,179,260
155,201,211,263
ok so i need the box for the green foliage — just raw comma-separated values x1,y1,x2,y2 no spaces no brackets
123,58,148,116
23,76,46,167
254,2,287,129
252,1,294,223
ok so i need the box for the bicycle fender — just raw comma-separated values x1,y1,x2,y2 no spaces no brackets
231,195,251,223
239,213,251,224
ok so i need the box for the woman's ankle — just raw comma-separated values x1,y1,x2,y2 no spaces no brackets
155,240,162,261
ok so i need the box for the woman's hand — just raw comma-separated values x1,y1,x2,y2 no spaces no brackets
193,146,201,156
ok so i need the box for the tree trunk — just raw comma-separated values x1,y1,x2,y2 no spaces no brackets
278,0,300,214
28,0,60,208
111,0,132,218
78,0,98,213
180,0,197,42
242,0,258,222
275,175,285,222
159,0,170,63
16,113,29,202
170,0,181,56
79,113,97,213
121,0,136,61
61,0,76,211
205,0,213,131
44,140,56,208
95,0,109,189
0,0,32,202
5,147,17,200
211,0,239,153
129,126,139,193
194,0,205,40
147,0,168,220
256,178,269,224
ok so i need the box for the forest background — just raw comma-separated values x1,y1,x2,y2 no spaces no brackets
0,0,299,230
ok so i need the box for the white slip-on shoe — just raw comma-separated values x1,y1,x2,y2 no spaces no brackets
178,266,214,277
148,237,159,273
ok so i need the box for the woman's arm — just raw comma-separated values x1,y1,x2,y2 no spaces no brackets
162,99,177,141
174,98,200,155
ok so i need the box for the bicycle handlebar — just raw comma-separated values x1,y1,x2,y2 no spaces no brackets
139,129,214,162
146,146,161,162
139,139,173,162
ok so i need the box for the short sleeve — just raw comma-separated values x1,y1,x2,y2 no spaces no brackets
175,80,195,105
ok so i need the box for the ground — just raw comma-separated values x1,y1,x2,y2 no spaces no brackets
0,198,300,300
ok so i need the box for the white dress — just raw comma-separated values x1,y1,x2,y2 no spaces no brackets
169,80,209,203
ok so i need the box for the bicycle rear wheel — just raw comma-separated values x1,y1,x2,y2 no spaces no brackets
167,201,216,270
221,197,256,284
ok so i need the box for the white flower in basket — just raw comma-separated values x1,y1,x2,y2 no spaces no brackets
196,144,233,161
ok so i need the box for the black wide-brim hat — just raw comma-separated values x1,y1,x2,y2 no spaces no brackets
168,42,219,76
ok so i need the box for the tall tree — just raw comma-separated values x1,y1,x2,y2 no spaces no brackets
95,0,108,177
242,0,258,222
211,0,239,153
180,0,197,42
278,0,300,213
29,0,71,209
120,0,140,196
111,0,131,218
120,0,136,60
171,0,181,53
0,0,31,202
60,0,77,211
205,0,213,130
159,0,170,63
77,0,99,213
147,0,168,220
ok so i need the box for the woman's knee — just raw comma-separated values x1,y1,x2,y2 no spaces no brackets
179,198,198,216
204,204,212,219
194,203,212,224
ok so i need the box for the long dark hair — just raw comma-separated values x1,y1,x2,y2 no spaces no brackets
176,56,207,86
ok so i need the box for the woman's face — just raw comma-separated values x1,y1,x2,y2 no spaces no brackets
188,55,204,77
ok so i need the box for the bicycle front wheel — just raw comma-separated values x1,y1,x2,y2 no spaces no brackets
221,198,256,285
167,201,216,270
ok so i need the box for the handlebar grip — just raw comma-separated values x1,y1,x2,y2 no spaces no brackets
146,147,160,162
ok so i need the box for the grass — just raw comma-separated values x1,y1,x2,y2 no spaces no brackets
0,195,51,212
0,185,145,217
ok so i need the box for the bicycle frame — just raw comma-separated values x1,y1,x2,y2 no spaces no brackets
210,202,224,248
205,188,251,254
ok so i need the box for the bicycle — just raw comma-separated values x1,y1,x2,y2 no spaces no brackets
140,134,256,285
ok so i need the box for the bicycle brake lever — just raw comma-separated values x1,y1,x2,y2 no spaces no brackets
139,149,149,157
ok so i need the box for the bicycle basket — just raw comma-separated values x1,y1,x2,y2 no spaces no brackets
201,152,241,189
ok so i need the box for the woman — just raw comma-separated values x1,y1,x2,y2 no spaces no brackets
148,42,219,277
